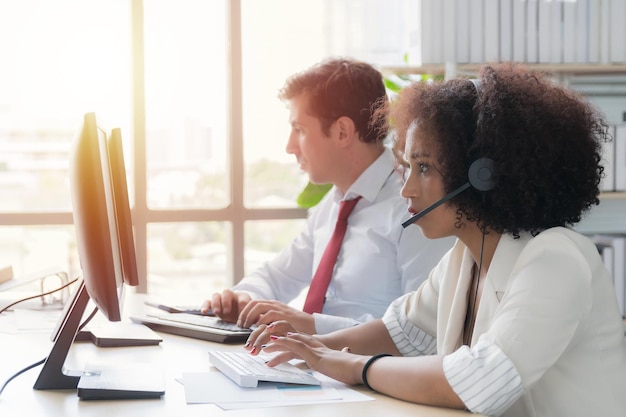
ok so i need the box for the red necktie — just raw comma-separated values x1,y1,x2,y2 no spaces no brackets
303,197,361,314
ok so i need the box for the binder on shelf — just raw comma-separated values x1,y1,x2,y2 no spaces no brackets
597,243,615,284
405,0,422,66
538,0,554,63
601,125,616,192
562,0,577,63
499,0,513,61
609,0,626,63
512,0,526,62
469,0,484,63
483,0,499,62
592,234,626,318
615,124,626,192
420,0,436,64
575,0,589,63
455,0,470,63
430,0,444,64
525,0,538,63
600,0,611,64
588,0,601,63
443,0,457,64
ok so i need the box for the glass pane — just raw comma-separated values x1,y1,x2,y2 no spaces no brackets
144,0,229,209
0,226,78,280
0,0,131,212
244,219,307,275
147,222,229,302
241,0,323,208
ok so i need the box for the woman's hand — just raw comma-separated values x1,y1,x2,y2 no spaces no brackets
261,331,368,386
244,320,297,354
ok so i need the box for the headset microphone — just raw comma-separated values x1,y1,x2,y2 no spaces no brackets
401,157,495,228
401,182,470,228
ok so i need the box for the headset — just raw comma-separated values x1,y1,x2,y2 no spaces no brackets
401,78,496,228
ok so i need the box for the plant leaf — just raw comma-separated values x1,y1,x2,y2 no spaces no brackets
383,78,404,94
296,182,332,208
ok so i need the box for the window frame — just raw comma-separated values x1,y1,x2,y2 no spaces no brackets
127,0,309,292
1,0,307,293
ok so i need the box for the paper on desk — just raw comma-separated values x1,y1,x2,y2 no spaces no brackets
13,308,62,331
182,368,373,409
216,377,374,410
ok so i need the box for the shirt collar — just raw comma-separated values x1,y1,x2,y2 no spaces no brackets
331,147,396,203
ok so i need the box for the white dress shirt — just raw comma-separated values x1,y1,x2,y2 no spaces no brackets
383,227,626,417
233,147,455,334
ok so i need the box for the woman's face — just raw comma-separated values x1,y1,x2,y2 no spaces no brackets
400,123,461,239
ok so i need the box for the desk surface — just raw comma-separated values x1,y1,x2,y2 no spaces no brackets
0,295,473,417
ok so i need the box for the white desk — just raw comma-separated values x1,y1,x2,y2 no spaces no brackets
0,296,474,417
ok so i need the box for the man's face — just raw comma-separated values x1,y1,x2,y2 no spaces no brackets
285,94,337,185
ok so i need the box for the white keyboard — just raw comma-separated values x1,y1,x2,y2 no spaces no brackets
208,350,321,388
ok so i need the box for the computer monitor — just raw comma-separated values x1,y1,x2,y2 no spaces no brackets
33,113,139,390
107,127,139,288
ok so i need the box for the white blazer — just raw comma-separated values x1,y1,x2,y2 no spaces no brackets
402,227,626,416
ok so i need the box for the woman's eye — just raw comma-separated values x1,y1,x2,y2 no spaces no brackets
418,162,430,174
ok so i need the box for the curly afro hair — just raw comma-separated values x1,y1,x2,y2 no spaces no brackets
387,62,609,236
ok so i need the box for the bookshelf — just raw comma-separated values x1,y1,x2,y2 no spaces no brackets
577,193,626,235
379,63,626,78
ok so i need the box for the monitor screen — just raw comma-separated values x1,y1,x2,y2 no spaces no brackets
34,113,138,390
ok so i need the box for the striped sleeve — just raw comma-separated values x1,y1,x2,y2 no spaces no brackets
382,294,437,356
443,340,524,416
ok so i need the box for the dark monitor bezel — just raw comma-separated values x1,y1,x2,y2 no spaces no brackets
107,127,139,287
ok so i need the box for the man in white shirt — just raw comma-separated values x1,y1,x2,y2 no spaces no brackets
201,58,453,334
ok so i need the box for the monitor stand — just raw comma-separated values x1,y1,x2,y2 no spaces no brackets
33,280,89,389
76,322,162,347
33,281,165,399
77,362,165,400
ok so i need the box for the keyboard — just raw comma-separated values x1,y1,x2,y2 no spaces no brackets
144,300,213,315
208,350,321,388
130,312,252,344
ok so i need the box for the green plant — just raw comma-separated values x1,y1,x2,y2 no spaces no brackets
296,182,333,208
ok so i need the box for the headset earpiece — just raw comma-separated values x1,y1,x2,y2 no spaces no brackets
468,157,495,191
467,79,495,192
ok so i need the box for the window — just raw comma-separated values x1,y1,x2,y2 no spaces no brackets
0,0,416,300
0,0,130,281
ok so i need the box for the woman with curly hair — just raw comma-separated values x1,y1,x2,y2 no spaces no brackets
245,63,626,416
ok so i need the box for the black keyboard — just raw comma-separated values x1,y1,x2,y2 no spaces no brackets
130,312,251,344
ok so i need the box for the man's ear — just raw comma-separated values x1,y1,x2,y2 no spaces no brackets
334,116,357,147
